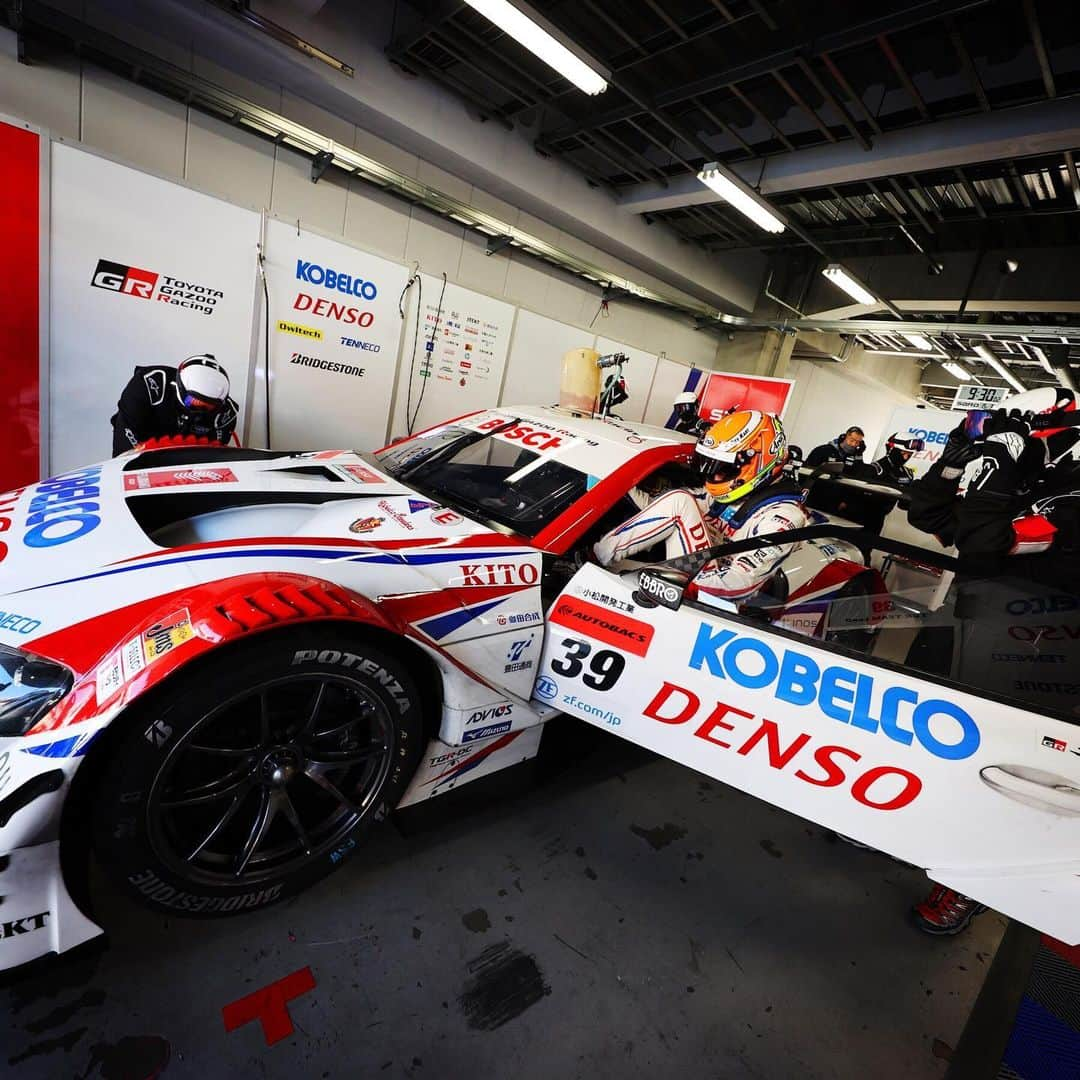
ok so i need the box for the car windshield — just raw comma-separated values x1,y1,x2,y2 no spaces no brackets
373,425,589,537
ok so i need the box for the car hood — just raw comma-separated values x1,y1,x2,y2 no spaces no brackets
0,446,502,649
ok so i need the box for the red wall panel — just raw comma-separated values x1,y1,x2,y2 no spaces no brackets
0,121,41,490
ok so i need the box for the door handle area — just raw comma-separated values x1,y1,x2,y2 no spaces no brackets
980,765,1080,816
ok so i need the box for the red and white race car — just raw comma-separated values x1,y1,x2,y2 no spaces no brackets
0,405,1077,970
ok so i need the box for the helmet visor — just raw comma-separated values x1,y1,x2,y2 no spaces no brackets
179,390,222,412
695,450,744,485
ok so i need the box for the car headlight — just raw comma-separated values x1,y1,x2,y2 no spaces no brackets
0,644,74,737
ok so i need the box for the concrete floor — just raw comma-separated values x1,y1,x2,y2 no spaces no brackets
2,723,1003,1080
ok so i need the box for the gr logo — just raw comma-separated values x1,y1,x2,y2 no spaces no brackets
91,258,159,299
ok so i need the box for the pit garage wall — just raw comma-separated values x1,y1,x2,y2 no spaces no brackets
0,27,920,471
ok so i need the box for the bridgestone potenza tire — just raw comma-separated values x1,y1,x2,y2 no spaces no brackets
92,629,424,918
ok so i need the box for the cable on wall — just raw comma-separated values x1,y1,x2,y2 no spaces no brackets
406,271,448,435
257,242,271,447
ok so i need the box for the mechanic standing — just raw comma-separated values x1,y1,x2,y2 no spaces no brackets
806,425,866,468
111,354,239,455
593,410,809,602
905,403,1068,934
855,433,925,487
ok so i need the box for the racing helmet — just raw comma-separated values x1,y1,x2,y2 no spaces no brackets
175,355,230,436
672,391,700,433
885,433,924,466
175,354,230,413
694,410,788,504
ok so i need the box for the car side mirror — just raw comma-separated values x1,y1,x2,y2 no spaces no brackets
634,567,690,611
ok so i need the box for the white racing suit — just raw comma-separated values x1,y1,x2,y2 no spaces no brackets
594,484,811,601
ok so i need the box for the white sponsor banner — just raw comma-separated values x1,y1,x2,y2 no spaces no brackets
393,276,515,439
878,404,962,478
264,218,409,451
49,144,261,472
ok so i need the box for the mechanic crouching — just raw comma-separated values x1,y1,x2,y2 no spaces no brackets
905,399,1080,934
111,354,239,455
593,410,809,603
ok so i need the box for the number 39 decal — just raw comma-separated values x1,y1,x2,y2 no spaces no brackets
550,638,626,691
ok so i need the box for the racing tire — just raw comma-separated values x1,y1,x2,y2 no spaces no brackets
92,629,424,918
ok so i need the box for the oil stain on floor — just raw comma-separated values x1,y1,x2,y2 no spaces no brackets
459,941,551,1031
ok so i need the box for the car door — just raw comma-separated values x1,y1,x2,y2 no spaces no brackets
535,538,1080,944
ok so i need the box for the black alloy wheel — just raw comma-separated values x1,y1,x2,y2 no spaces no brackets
92,631,424,916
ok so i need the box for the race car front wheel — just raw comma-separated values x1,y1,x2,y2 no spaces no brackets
92,629,424,917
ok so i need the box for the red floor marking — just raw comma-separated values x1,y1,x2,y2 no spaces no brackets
222,966,316,1046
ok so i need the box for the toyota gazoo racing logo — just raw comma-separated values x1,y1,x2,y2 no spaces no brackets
91,258,224,316
687,623,980,761
296,259,378,300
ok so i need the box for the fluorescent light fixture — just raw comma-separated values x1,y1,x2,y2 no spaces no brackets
821,264,878,305
463,0,608,95
942,360,972,381
902,332,934,351
697,162,786,234
974,344,1026,392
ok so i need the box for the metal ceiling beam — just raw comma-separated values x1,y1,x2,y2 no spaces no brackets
691,95,756,156
747,0,779,32
820,52,882,137
545,0,988,141
955,167,987,218
615,97,1080,213
876,33,930,121
8,2,755,323
728,82,795,152
642,0,688,41
772,69,836,143
1022,0,1056,99
795,57,871,151
946,16,990,112
885,176,936,234
1065,151,1080,207
768,317,1080,338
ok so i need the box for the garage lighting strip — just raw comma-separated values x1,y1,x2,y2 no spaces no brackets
7,1,724,322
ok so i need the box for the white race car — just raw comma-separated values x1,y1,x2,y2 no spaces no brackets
1,406,1077,971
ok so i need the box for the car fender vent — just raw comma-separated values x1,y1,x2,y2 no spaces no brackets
266,466,345,481
197,582,354,641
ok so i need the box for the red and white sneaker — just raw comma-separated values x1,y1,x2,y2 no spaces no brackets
912,884,987,935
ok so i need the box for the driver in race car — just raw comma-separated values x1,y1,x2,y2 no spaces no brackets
593,410,810,603
111,354,239,456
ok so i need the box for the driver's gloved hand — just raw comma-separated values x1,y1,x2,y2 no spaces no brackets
940,424,980,479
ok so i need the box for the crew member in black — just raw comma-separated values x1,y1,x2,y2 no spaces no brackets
805,425,866,468
855,433,925,487
111,355,239,455
905,404,1062,935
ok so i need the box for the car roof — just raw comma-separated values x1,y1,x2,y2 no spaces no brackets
491,405,697,477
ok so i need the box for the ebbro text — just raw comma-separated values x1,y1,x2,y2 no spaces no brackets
23,466,103,548
689,624,980,760
296,260,378,300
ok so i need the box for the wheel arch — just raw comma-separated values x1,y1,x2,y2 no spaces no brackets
57,596,445,907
